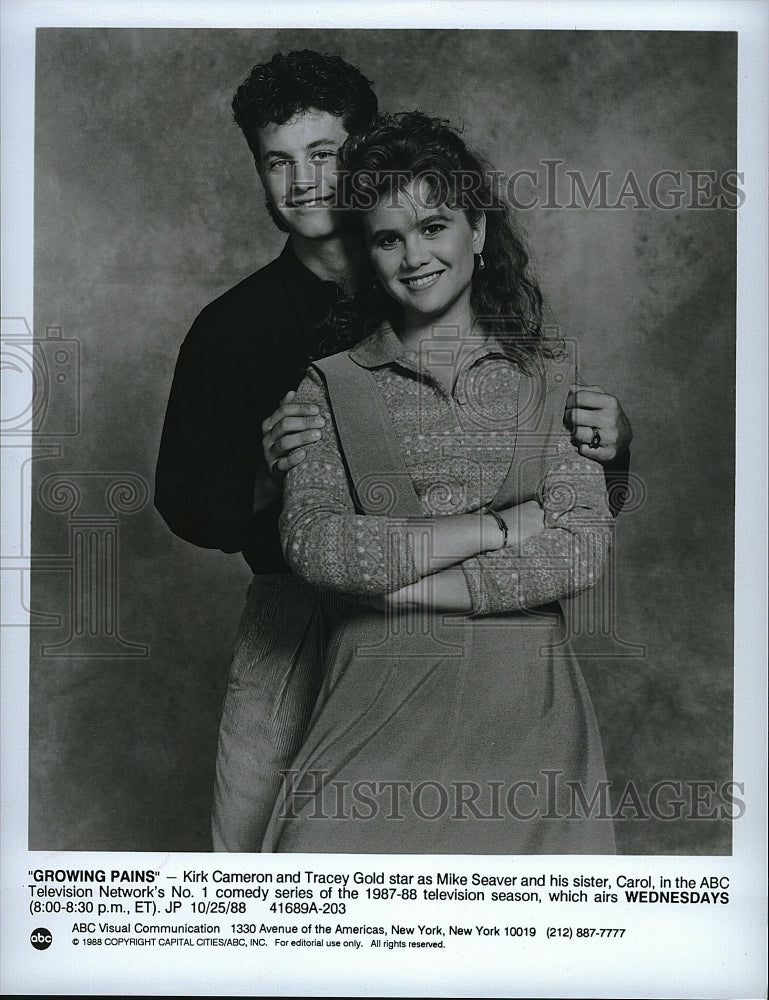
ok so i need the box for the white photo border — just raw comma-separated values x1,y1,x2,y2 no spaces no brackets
1,1,766,996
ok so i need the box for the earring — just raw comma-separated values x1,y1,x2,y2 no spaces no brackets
476,253,486,271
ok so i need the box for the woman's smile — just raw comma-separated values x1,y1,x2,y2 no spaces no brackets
400,269,445,290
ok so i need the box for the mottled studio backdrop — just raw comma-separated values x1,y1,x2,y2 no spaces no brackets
30,29,736,853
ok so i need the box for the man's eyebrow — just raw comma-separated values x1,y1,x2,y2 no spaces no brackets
368,227,397,241
261,148,292,161
262,138,339,162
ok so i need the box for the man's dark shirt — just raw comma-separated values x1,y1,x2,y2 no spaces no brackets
154,242,342,574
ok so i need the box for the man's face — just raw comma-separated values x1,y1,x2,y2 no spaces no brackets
256,108,349,241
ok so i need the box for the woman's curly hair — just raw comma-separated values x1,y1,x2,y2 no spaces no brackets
315,111,550,364
232,50,378,161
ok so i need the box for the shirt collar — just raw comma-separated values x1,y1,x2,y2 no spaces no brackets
349,320,513,372
348,321,409,369
277,240,344,332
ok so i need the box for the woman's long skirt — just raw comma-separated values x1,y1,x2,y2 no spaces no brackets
262,602,616,855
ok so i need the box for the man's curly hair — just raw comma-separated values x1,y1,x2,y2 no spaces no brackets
232,50,378,161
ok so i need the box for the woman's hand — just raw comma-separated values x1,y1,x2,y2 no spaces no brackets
359,567,472,614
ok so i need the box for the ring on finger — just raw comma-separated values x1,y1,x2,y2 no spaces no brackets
588,427,601,449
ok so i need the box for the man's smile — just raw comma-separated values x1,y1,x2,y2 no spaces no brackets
288,195,334,208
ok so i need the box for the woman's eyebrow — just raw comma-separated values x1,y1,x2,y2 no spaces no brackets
418,212,450,225
369,212,448,241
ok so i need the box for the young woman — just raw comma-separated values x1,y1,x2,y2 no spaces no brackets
262,113,616,854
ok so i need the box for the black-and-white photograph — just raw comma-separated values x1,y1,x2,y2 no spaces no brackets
2,2,766,996
25,25,737,856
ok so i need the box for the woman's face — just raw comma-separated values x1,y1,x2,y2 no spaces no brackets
363,179,485,325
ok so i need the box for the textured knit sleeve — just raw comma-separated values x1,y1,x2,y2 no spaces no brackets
461,432,613,615
279,368,422,595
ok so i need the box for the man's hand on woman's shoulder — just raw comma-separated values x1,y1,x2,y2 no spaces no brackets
252,390,328,513
261,391,326,479
564,385,633,465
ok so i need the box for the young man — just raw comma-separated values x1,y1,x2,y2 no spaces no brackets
154,50,632,852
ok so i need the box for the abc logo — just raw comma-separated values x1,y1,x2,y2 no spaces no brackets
30,927,53,950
